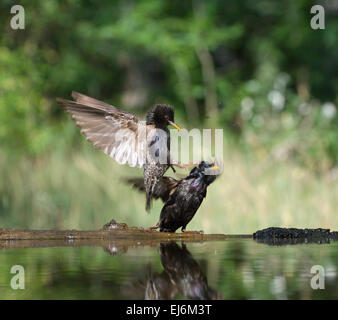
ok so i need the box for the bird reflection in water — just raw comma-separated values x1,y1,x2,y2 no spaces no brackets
145,242,223,300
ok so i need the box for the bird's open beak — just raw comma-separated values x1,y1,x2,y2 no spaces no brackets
168,121,181,131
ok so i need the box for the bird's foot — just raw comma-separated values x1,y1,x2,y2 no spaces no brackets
183,162,196,168
182,230,204,234
146,225,159,232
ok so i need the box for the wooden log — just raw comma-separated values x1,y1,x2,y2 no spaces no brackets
0,223,251,250
0,227,250,241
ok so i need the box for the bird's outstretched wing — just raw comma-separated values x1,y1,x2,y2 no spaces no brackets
126,177,179,203
57,92,147,168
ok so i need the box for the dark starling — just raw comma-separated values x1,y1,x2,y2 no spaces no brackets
127,161,220,233
57,92,182,211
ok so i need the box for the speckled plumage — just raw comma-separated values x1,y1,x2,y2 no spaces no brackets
144,121,172,211
144,162,169,211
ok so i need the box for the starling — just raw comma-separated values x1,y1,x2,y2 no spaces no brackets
127,161,220,233
57,92,183,211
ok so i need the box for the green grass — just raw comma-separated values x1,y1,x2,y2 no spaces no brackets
1,141,338,234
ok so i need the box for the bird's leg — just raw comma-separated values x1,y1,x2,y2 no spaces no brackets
170,159,197,177
172,162,197,169
170,157,198,169
169,165,176,173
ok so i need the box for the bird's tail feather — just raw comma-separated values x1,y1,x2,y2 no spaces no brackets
124,176,179,206
124,178,145,192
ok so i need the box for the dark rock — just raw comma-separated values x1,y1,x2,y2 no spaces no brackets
330,232,338,240
253,227,338,246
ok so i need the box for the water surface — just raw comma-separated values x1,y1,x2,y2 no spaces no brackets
0,239,337,299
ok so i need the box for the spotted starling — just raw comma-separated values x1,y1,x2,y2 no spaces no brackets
127,161,220,233
57,92,182,211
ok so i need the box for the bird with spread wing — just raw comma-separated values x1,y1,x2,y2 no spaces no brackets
57,92,188,211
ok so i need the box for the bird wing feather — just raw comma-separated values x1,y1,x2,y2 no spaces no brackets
57,92,147,168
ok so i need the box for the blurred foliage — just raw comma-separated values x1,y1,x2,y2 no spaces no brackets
0,0,337,168
0,1,338,231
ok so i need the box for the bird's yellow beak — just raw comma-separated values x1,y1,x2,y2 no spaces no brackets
168,121,181,131
211,165,219,170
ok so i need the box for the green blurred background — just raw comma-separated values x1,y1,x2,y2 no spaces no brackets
0,0,337,233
